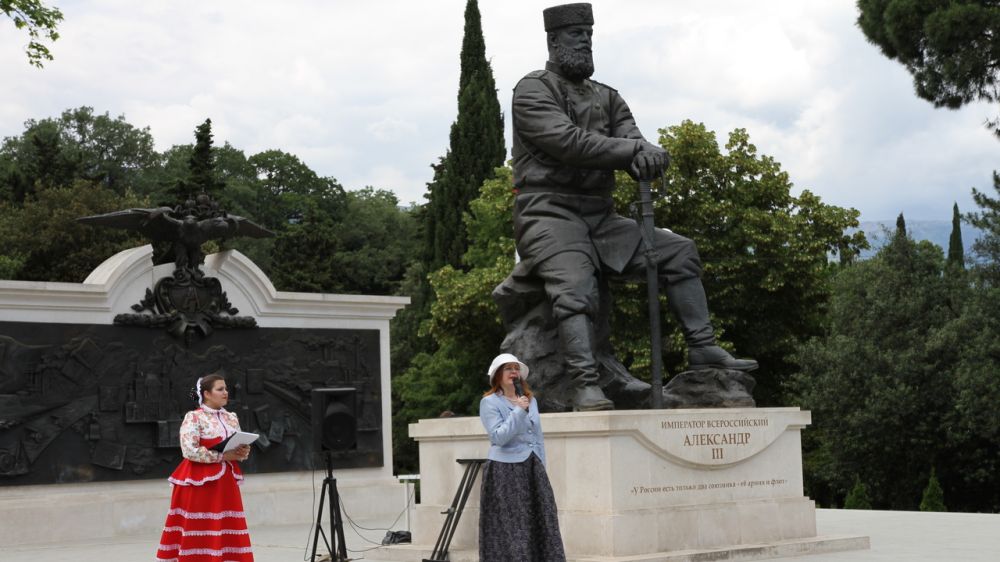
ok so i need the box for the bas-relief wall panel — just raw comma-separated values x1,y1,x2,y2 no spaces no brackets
0,322,382,486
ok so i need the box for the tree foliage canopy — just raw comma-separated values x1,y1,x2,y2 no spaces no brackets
423,0,505,269
966,171,1000,281
0,107,160,202
1,0,62,67
392,168,514,471
791,215,1000,512
0,108,419,302
919,468,947,512
270,187,417,295
612,121,867,402
0,181,148,281
857,0,1000,134
791,224,959,508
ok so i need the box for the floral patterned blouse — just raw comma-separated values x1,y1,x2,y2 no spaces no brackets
179,406,241,464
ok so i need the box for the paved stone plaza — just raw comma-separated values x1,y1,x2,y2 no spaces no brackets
3,508,997,561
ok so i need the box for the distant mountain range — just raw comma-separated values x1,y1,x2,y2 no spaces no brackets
851,220,983,260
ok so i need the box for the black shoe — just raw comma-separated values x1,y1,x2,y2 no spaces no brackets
689,345,758,372
573,385,614,411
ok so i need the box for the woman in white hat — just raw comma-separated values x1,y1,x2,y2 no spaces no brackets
478,353,566,562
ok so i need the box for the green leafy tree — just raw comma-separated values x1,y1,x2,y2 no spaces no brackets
247,149,344,229
0,254,23,278
423,0,505,269
793,194,1000,512
208,143,282,268
857,0,1000,136
143,144,193,204
269,187,416,295
613,122,867,403
213,142,261,211
790,221,967,509
149,141,276,212
947,178,1000,512
944,286,1000,512
0,181,148,281
212,148,346,272
393,168,515,472
920,468,947,512
329,187,419,295
948,202,965,270
267,198,343,293
966,171,1000,283
394,0,506,452
0,118,70,201
843,475,873,510
0,107,160,202
1,0,62,67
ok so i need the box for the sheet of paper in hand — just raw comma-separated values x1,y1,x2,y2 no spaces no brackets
211,432,259,453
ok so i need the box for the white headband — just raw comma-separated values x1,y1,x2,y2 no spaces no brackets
196,377,204,407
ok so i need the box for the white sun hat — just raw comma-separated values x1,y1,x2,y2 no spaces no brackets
486,353,530,381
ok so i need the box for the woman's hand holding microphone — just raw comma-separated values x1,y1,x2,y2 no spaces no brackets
515,396,530,411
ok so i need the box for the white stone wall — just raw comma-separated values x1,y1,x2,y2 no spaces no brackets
0,245,411,545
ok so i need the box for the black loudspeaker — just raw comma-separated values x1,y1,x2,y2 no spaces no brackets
311,387,357,453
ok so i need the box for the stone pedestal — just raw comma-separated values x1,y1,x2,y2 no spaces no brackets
378,408,868,561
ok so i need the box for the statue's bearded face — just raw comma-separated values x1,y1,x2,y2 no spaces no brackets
551,25,594,81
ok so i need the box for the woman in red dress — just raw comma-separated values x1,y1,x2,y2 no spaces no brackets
156,373,254,562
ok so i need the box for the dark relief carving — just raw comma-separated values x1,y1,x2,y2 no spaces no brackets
0,323,382,486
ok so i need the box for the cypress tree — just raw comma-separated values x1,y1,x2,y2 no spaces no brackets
947,203,965,270
171,118,224,201
424,0,505,269
887,212,913,270
844,475,873,510
894,212,906,239
394,1,504,470
919,468,947,512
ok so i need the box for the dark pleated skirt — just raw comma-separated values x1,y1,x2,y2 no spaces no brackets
478,454,566,562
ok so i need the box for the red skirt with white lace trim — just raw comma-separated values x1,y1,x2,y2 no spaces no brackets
156,439,253,561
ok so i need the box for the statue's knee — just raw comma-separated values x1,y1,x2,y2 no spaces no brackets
676,236,700,259
550,291,598,321
657,237,702,281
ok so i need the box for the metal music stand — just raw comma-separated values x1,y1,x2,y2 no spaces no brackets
422,458,486,562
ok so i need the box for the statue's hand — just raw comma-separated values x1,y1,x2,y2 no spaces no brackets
629,144,670,180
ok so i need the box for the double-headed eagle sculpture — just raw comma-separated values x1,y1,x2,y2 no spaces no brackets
79,193,273,277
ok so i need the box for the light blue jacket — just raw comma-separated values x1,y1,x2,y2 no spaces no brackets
479,392,546,467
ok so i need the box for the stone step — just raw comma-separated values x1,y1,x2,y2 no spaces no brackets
370,534,869,562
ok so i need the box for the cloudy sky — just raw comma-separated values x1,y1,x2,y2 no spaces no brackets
1,0,997,221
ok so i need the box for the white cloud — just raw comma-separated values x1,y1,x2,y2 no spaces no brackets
367,117,419,143
356,165,424,204
0,0,996,221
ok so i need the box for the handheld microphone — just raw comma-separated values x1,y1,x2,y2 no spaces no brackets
513,377,524,398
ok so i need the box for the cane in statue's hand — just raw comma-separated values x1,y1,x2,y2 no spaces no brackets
637,174,666,409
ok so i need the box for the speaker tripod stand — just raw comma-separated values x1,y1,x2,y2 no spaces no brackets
310,453,348,562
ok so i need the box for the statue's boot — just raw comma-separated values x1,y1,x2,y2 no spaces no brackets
665,277,758,372
559,313,615,411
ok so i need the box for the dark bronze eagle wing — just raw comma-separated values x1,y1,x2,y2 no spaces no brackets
222,215,275,239
76,207,181,241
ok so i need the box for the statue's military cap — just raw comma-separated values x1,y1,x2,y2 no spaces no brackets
543,3,594,31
